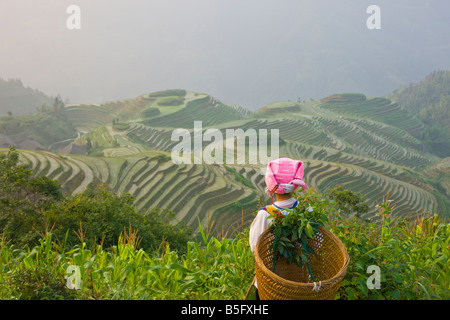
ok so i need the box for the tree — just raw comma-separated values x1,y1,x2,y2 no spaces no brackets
325,185,369,218
0,147,62,245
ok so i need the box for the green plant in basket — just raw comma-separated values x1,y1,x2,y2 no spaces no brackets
267,190,333,272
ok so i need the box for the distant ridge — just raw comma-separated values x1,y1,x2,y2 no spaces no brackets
0,77,54,116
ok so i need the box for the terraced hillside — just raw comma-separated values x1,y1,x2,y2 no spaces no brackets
320,94,425,138
3,91,448,236
6,148,260,235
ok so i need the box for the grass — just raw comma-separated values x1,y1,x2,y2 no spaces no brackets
0,195,448,300
0,222,255,300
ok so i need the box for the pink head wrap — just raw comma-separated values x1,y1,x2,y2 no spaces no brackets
265,158,308,196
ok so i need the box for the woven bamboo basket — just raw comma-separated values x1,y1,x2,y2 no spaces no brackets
254,226,349,300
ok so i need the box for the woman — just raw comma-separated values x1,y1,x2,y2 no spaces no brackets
249,157,308,299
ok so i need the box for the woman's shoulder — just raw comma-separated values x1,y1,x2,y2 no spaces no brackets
257,205,278,217
256,208,269,216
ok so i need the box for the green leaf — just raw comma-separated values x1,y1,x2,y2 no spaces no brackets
168,263,193,274
285,242,295,248
305,223,314,238
278,243,284,254
306,246,315,255
295,255,302,267
301,253,308,263
301,233,308,247
275,228,282,237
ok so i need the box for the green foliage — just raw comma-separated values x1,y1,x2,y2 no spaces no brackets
141,107,160,118
156,96,184,106
0,100,77,148
330,194,449,300
0,147,191,253
41,183,192,254
389,70,450,157
419,94,450,128
0,233,80,300
420,123,450,158
37,96,66,118
2,267,78,300
390,70,450,115
0,147,62,246
325,184,369,218
112,122,130,131
267,189,449,300
0,189,448,300
268,189,336,271
0,222,254,300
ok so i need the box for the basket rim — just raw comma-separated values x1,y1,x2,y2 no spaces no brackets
255,225,350,288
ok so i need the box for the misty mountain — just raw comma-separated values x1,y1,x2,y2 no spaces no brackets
388,70,450,157
0,77,54,116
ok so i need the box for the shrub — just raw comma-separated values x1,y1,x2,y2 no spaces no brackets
2,267,79,300
0,222,255,300
330,193,449,300
0,194,448,300
325,184,369,218
156,96,184,106
0,147,62,246
44,183,192,253
141,107,160,118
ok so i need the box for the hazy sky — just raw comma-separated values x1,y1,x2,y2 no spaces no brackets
1,0,449,109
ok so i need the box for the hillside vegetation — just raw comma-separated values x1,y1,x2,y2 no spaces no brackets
1,177,448,300
0,96,78,151
388,70,450,158
1,79,448,235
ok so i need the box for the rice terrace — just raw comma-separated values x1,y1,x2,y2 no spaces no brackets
1,86,447,235
0,73,449,300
